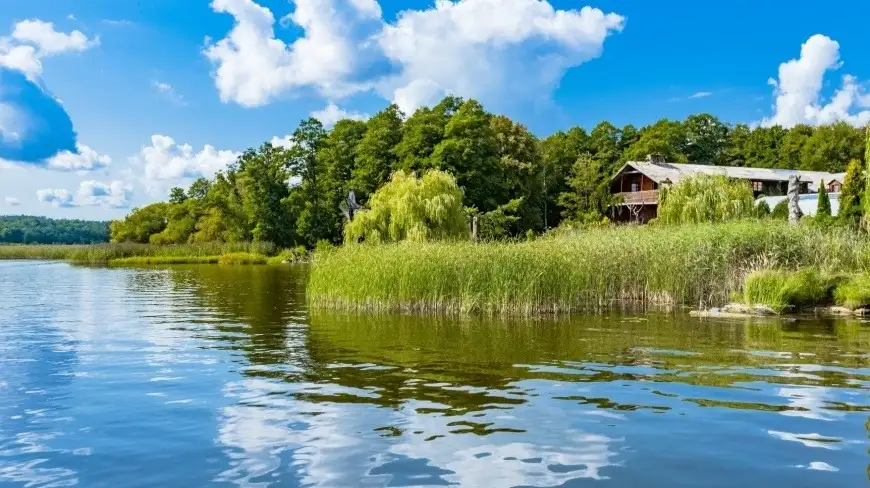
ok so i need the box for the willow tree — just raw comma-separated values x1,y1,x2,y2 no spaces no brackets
344,170,467,244
658,175,755,224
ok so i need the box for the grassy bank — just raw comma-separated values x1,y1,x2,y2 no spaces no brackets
308,221,868,315
0,242,275,263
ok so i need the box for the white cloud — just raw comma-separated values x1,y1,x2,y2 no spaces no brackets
377,0,624,112
762,34,870,128
4,196,20,206
204,0,382,107
206,0,623,113
0,19,98,78
36,188,75,207
101,19,136,27
689,91,713,99
45,143,112,171
76,180,133,208
132,134,240,193
311,102,369,127
37,180,132,208
152,81,187,106
269,134,294,149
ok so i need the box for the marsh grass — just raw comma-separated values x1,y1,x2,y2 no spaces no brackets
308,221,868,315
0,242,275,263
217,252,268,265
109,256,221,266
833,274,870,309
743,269,840,312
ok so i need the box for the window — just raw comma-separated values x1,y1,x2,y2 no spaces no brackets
752,181,763,192
631,183,640,192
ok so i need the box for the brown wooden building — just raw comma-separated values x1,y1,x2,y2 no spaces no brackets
610,157,837,223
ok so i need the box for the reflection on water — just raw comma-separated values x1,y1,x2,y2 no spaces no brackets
0,261,867,487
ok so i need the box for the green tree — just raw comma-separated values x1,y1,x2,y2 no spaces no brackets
779,124,813,169
817,182,832,218
169,187,187,204
658,175,755,224
318,119,369,243
491,115,544,233
800,122,863,172
235,143,293,246
723,124,750,167
558,153,611,223
839,159,864,226
743,126,785,168
429,99,504,212
110,202,169,243
188,177,212,200
286,119,329,247
683,114,729,164
345,170,467,244
624,119,687,163
394,96,462,172
350,104,403,200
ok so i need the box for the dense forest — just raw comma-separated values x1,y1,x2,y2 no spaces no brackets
110,96,869,247
0,216,110,244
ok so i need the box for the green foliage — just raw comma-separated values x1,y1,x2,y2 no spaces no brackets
683,114,729,165
476,198,524,240
834,274,870,309
624,119,687,163
350,104,403,200
309,220,867,314
110,202,169,243
558,153,613,223
800,122,863,172
771,199,789,220
658,175,755,224
266,246,309,265
817,182,832,218
345,170,468,244
0,216,109,244
169,187,187,204
743,269,836,312
754,200,771,218
839,159,864,227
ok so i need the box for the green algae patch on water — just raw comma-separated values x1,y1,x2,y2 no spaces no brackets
307,221,868,316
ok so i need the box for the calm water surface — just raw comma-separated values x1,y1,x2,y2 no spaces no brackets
0,261,867,487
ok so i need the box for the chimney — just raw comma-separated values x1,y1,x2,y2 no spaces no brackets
646,154,666,165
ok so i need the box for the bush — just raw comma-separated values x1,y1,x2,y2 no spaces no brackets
266,246,309,265
771,200,789,220
218,252,267,265
744,269,838,312
834,274,870,309
754,200,771,218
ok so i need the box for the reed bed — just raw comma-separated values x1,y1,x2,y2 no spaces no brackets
109,255,221,266
308,221,869,315
217,252,268,265
0,242,275,263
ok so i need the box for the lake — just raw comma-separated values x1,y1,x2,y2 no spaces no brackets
0,261,867,487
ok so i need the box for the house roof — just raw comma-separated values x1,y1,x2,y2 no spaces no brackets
827,173,847,184
756,193,840,217
614,161,837,191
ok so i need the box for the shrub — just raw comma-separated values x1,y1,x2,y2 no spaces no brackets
658,175,755,224
771,200,789,220
817,183,832,218
744,269,837,312
754,200,771,219
834,274,870,309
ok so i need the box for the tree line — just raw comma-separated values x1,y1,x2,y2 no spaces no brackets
110,96,869,247
0,216,110,244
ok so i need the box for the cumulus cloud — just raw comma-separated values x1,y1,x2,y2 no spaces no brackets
4,196,20,206
132,134,240,193
311,102,369,127
376,0,625,112
269,134,294,149
152,81,187,106
762,34,870,127
37,180,132,208
45,143,111,171
205,0,623,113
0,20,98,79
204,0,384,107
0,21,105,169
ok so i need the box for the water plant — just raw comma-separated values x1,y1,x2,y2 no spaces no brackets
833,274,870,309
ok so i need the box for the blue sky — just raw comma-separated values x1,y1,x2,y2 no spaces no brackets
1,0,869,219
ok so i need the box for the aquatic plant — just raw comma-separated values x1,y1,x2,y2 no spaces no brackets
0,242,276,262
309,220,867,315
833,274,870,309
743,269,837,312
217,252,268,265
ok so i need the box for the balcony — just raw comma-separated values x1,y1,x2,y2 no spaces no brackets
617,190,659,206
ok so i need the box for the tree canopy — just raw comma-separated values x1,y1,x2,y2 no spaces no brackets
107,97,869,247
0,216,109,244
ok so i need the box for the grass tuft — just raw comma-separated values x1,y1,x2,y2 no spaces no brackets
833,274,870,309
743,269,838,313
